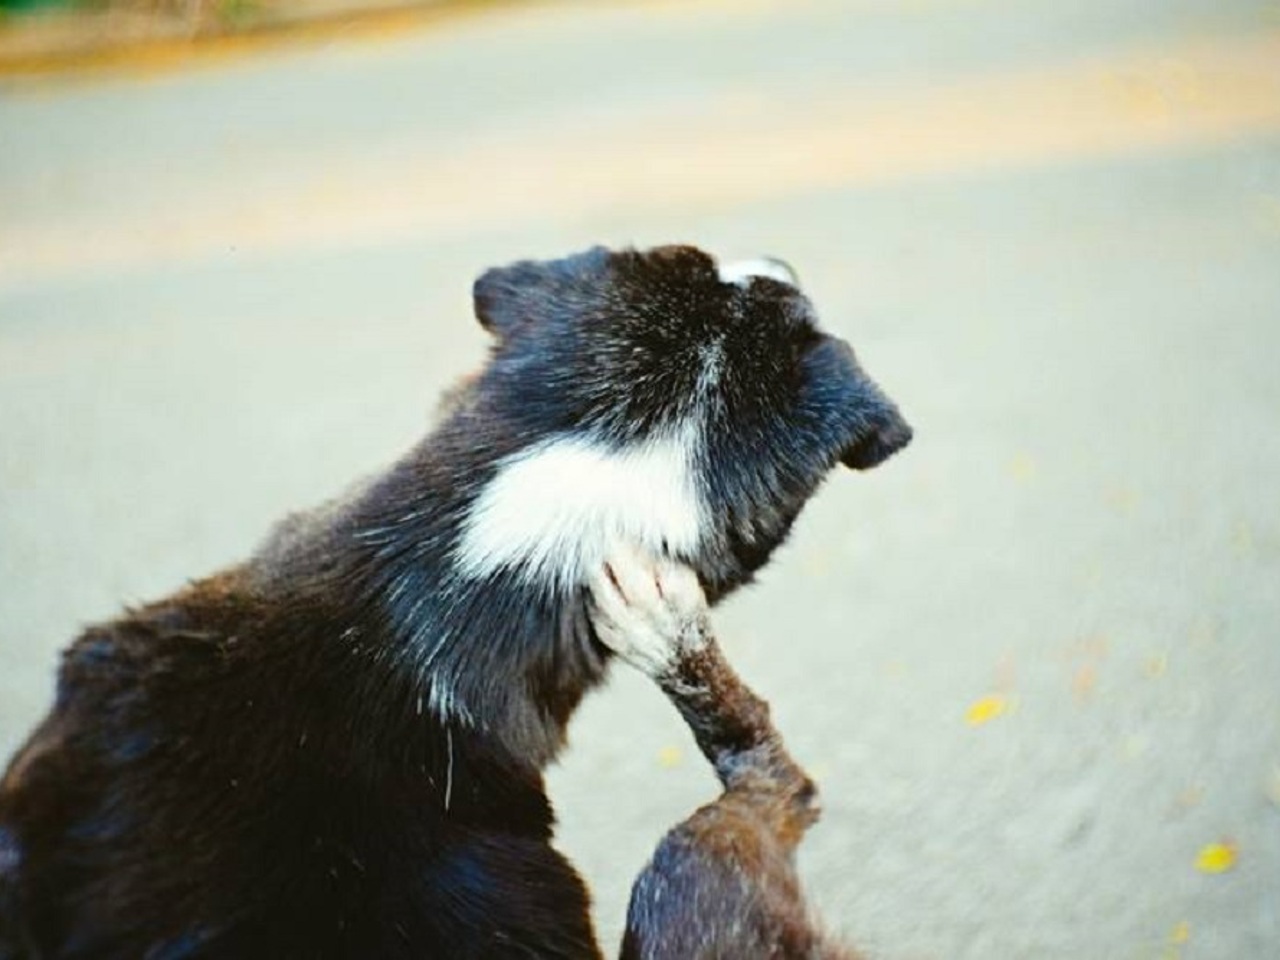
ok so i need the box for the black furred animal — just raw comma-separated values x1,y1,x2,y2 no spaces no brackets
589,546,862,960
0,245,910,958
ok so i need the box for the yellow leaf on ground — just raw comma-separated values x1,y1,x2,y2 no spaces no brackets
965,694,1008,726
1195,841,1237,874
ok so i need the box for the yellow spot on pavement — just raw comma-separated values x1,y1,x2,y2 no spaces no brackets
1105,486,1138,512
657,745,683,769
1194,841,1237,874
1169,921,1191,945
1072,662,1098,701
1009,453,1037,482
965,694,1008,726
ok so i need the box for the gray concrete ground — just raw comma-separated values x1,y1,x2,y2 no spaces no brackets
2,1,1279,956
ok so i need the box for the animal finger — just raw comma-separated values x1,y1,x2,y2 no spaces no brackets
602,542,663,617
654,560,706,622
586,563,631,637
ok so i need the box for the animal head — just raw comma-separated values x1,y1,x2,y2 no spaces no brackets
453,244,911,599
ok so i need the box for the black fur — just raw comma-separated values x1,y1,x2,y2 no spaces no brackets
0,245,910,958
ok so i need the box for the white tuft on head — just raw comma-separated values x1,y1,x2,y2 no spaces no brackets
454,422,704,590
696,340,725,395
716,257,797,287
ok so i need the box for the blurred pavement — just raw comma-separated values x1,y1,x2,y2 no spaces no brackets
2,1,1279,957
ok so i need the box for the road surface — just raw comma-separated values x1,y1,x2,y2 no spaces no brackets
2,1,1279,956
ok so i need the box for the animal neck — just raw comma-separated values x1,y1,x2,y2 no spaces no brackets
332,443,608,768
265,416,705,768
453,422,705,591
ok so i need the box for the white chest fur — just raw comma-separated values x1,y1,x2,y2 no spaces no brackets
454,424,704,590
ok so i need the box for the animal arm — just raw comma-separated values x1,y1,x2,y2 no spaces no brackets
590,546,815,825
591,547,861,960
657,637,816,811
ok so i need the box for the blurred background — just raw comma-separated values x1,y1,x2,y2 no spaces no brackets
2,1,1279,957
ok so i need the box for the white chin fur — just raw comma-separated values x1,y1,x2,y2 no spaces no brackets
716,257,797,287
453,423,704,590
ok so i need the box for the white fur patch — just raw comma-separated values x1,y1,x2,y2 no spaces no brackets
454,424,704,589
717,257,797,287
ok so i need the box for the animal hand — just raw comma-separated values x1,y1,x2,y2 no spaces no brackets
588,544,709,677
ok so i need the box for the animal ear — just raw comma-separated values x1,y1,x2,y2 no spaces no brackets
472,246,611,338
472,262,539,337
642,244,719,277
841,404,913,470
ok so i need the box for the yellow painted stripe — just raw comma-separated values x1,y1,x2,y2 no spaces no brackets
3,31,1279,287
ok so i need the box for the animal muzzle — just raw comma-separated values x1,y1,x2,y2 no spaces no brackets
826,337,913,471
840,407,913,470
